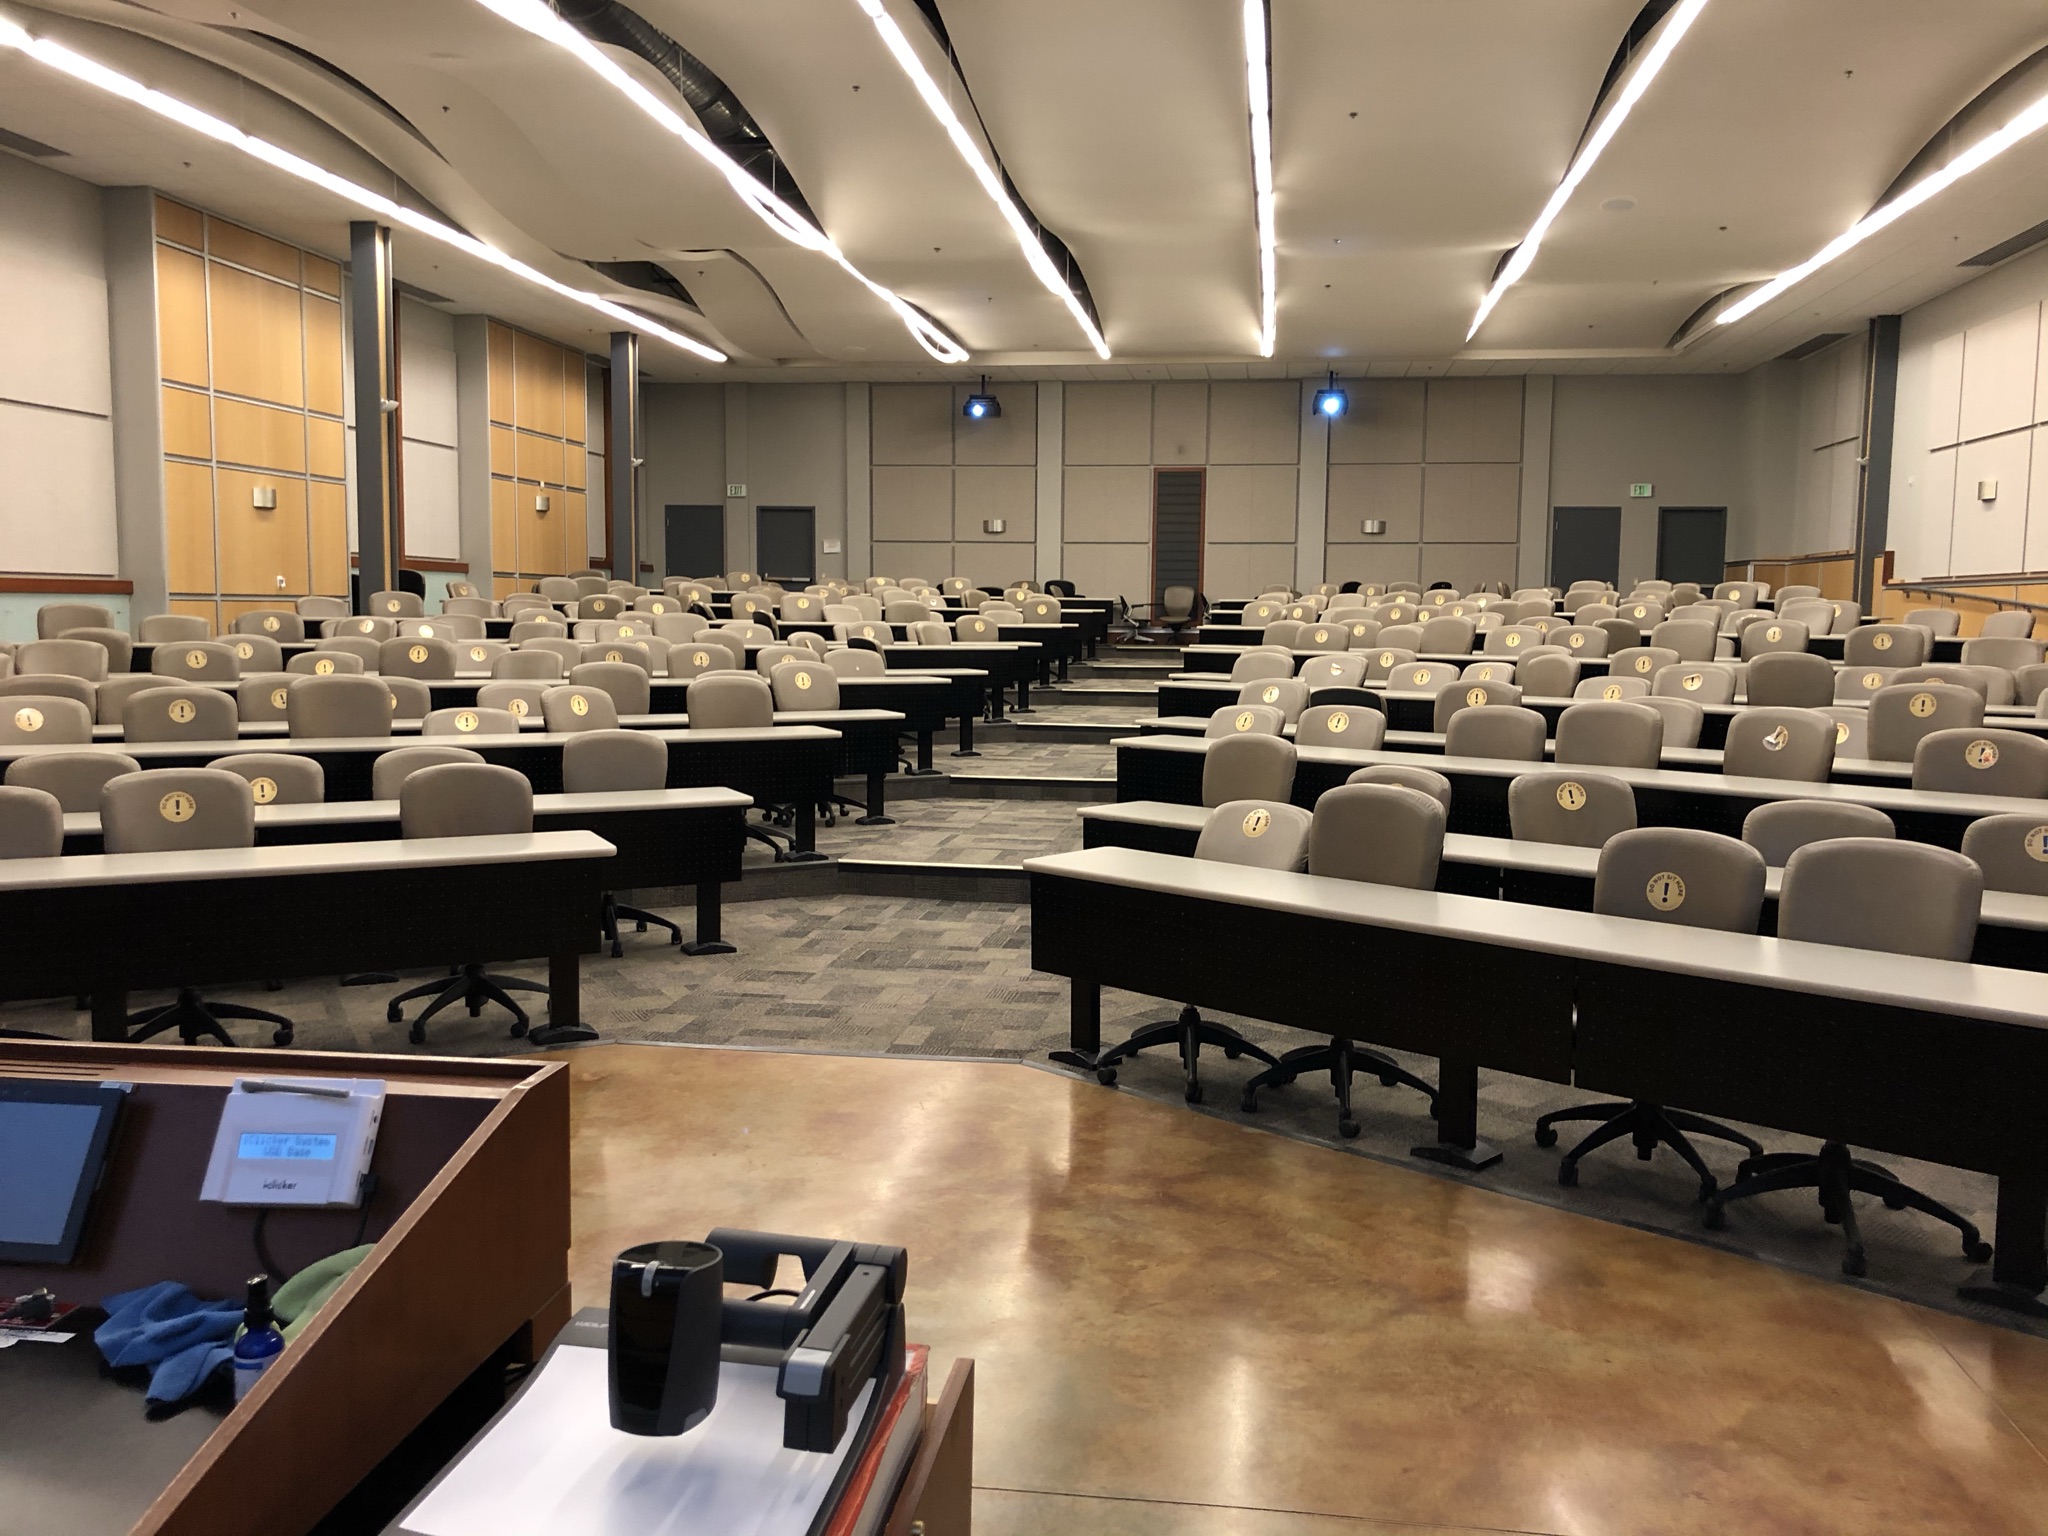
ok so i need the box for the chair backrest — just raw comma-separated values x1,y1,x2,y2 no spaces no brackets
1308,783,1445,887
1295,620,1350,653
232,609,305,641
0,695,94,745
1867,682,1982,762
476,682,550,723
1618,598,1665,628
1740,799,1892,867
1482,624,1547,657
1961,636,2045,671
1778,598,1836,635
1195,799,1313,871
1262,619,1308,649
1444,705,1546,762
94,674,167,724
538,682,620,732
1459,658,1514,687
1960,813,2048,896
686,672,775,728
1344,763,1452,810
1903,607,1963,637
1739,616,1809,659
1554,700,1662,768
121,686,237,743
752,643,809,677
558,729,666,793
1417,616,1475,655
1508,770,1637,848
368,589,425,618
1553,625,1608,658
1516,653,1579,698
1744,650,1834,708
286,649,363,678
537,577,581,603
769,659,839,710
5,749,141,812
486,648,563,684
423,706,522,739
210,752,323,805
1205,703,1285,739
1392,660,1461,692
1779,839,1981,961
286,674,394,739
137,614,210,642
37,601,113,639
1360,647,1419,682
568,661,652,716
20,638,111,683
1713,581,1762,606
0,784,62,858
1649,619,1717,663
1,674,94,712
399,762,533,838
1651,662,1734,704
1236,676,1309,724
1911,726,2048,796
1636,695,1703,750
1593,827,1765,931
1980,610,2037,639
1897,662,2007,704
62,627,135,673
383,678,429,721
1842,624,1928,667
218,634,281,672
2013,663,2048,708
1834,665,1896,701
151,640,238,682
1608,646,1679,683
1294,702,1386,750
328,615,399,642
822,648,883,679
1299,654,1367,690
1432,677,1521,732
379,636,458,679
1773,585,1821,603
372,744,485,800
1201,733,1296,807
100,767,254,853
1722,707,1835,782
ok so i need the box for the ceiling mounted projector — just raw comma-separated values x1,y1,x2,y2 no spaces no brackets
962,375,1002,420
1313,372,1348,418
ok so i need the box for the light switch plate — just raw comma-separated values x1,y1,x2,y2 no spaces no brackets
822,538,842,554
1979,479,1999,501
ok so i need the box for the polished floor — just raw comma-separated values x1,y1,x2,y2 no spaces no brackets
563,1043,2048,1536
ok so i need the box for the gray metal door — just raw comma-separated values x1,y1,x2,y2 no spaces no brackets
663,505,723,580
756,506,815,585
1152,469,1204,602
1550,506,1620,588
1656,506,1727,586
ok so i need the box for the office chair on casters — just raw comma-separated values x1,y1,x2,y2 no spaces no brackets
1132,585,1206,644
1703,838,1992,1277
686,673,809,861
100,768,296,1047
560,730,688,956
385,763,566,1046
1533,828,1767,1198
1240,785,1443,1136
1079,800,1308,1104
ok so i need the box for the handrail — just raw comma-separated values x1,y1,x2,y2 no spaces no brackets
1885,580,2048,617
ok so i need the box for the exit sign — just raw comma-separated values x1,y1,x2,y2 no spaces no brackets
1629,483,1654,498
727,483,747,498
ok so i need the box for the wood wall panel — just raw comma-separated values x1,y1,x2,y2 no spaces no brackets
515,431,566,489
215,468,309,594
309,481,349,595
161,387,212,460
512,332,562,436
308,417,347,481
487,323,514,426
565,358,586,444
491,479,518,573
163,461,216,593
155,197,204,250
213,397,307,474
156,246,210,388
564,445,586,491
305,298,344,417
208,264,303,408
302,255,342,298
169,596,218,627
487,324,590,578
490,426,517,478
209,220,301,285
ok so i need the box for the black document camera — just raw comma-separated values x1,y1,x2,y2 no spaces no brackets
608,1227,909,1453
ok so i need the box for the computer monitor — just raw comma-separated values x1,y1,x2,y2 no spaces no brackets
0,1080,124,1264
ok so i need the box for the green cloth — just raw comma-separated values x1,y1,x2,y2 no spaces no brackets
271,1244,374,1343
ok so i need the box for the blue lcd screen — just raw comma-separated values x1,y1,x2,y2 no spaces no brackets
237,1132,338,1161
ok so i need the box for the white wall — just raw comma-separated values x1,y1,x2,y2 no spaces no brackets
0,154,117,575
1890,242,2048,581
398,297,460,560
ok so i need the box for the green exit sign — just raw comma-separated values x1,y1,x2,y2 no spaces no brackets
1629,482,1654,498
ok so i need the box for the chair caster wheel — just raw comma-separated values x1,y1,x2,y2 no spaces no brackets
1842,1249,1868,1278
1338,1118,1360,1140
1184,1083,1203,1105
1223,1045,1242,1060
387,1004,403,1023
1883,1193,1908,1211
407,1023,425,1045
1377,1072,1399,1088
610,942,624,958
509,1020,528,1039
1240,1092,1258,1113
1556,1162,1579,1188
1966,1240,1994,1263
1534,1125,1558,1148
1703,1205,1727,1231
271,1029,293,1047
1095,1067,1118,1086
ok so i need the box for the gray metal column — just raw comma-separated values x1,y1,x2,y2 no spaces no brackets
1855,314,1901,611
349,221,400,606
609,331,640,581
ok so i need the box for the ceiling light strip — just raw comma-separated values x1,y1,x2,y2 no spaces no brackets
1717,88,2048,327
0,12,728,361
1466,0,1711,341
474,0,968,364
1242,0,1277,358
851,1,1110,359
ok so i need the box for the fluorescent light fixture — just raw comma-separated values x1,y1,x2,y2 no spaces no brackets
1717,87,2048,327
851,0,1109,359
474,0,969,364
1466,0,1711,341
1242,0,1277,357
0,10,728,362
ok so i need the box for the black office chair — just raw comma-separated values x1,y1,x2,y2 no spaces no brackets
1130,585,1207,644
561,730,684,955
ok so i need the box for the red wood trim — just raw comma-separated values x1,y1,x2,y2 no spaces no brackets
0,575,134,594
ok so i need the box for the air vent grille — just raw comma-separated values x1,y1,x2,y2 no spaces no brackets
1961,218,2048,268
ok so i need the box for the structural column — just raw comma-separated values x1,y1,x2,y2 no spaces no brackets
609,331,641,581
349,221,401,604
1855,315,1901,611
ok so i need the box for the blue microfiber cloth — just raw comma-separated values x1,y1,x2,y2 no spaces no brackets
95,1282,245,1405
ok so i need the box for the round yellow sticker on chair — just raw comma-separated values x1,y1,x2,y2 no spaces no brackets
2026,826,2048,862
1314,629,1328,643
606,650,624,663
1681,672,1703,691
1327,711,1349,733
454,710,480,732
1505,632,1522,647
356,619,375,633
1556,781,1587,811
1966,738,2000,769
1634,656,1654,673
271,686,289,709
236,642,253,659
1262,685,1281,703
1601,683,1623,700
386,599,401,613
795,671,813,689
1835,721,1851,745
408,644,429,664
1411,669,1431,687
1234,711,1255,731
509,698,529,717
1765,626,1782,643
1466,687,1487,708
262,615,280,632
692,651,711,668
1762,725,1788,751
1862,671,1883,688
1873,631,1893,651
651,601,667,613
570,693,589,716
1568,631,1585,648
471,646,489,662
14,707,43,732
1475,667,1494,681
1379,652,1395,667
1909,691,1938,718
159,791,195,823
1645,871,1686,911
185,649,206,669
250,776,278,804
1242,808,1270,838
388,693,400,710
1633,605,1647,619
168,698,196,725
314,657,335,675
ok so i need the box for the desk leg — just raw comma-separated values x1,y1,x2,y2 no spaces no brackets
528,952,599,1047
789,801,826,862
683,882,736,956
1410,1054,1501,1171
1013,676,1033,713
911,729,939,775
953,711,980,757
1048,979,1101,1071
90,990,130,1043
1057,651,1071,682
1959,1165,2048,1317
858,767,894,825
987,687,1007,723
